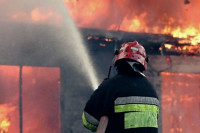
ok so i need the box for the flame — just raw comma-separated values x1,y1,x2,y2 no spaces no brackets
171,26,200,45
0,104,16,133
161,43,200,55
87,35,114,47
87,36,113,42
0,66,60,133
164,43,173,49
0,119,10,133
119,12,148,32
104,38,113,42
64,0,200,46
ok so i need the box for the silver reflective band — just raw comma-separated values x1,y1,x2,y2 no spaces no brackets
115,96,159,106
83,111,99,126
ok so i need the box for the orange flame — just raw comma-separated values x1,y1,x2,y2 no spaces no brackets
64,0,200,46
0,104,16,133
161,43,200,55
0,119,10,133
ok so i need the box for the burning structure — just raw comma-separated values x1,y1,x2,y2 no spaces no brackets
0,0,200,133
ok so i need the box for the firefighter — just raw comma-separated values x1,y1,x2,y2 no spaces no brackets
82,41,159,133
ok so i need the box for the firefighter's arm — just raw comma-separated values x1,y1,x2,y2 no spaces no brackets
82,111,99,132
82,83,110,132
96,116,109,133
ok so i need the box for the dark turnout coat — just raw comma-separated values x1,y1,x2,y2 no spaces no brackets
82,72,159,133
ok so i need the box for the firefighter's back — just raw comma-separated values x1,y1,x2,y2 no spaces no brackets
104,73,159,133
82,41,159,133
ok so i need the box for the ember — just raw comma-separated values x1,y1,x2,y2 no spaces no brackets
87,35,114,42
160,43,200,55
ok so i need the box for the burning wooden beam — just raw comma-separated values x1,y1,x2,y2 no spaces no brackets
80,28,200,56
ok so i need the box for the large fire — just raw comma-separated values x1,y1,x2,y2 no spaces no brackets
64,0,200,46
0,65,60,133
1,0,199,47
1,0,199,46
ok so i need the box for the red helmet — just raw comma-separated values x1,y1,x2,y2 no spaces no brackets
114,41,147,70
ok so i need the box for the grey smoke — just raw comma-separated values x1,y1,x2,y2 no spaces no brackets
0,0,99,89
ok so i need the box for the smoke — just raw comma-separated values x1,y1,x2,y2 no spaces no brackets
0,0,99,88
65,0,200,33
0,0,100,132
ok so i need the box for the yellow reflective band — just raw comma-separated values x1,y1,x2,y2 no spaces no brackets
82,113,97,131
125,112,158,129
83,111,99,125
115,104,159,114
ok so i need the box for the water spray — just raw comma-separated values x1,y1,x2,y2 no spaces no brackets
78,45,99,89
58,1,100,90
70,34,100,89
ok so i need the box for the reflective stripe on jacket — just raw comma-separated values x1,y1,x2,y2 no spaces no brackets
82,111,99,131
114,96,159,129
82,73,159,133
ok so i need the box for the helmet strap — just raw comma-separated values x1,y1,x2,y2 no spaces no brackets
127,61,146,77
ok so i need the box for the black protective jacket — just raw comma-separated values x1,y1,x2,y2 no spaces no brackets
82,71,159,133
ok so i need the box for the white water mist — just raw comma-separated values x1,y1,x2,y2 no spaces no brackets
57,1,100,89
0,0,100,89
